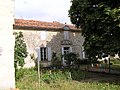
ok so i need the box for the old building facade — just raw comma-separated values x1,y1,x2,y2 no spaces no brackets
14,19,85,67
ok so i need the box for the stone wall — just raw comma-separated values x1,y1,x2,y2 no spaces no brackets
14,29,84,67
70,32,84,57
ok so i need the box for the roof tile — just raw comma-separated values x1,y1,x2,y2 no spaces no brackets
14,19,78,30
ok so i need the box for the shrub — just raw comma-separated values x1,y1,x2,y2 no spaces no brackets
74,58,89,66
15,68,37,81
14,32,28,70
41,70,72,84
110,58,120,64
63,52,78,66
15,68,25,80
51,52,62,67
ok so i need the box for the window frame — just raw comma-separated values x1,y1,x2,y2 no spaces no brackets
64,31,69,40
40,47,48,61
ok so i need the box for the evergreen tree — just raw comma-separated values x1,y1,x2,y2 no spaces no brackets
14,32,28,69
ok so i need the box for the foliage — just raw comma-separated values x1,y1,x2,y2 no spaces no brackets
15,68,25,80
69,0,120,62
51,52,62,66
41,70,71,84
15,67,36,80
74,58,90,67
14,32,28,69
110,58,120,64
70,69,91,80
63,52,78,66
16,68,120,90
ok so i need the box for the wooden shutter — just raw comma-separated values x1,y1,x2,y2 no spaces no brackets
82,47,85,59
61,47,64,55
35,47,41,61
64,31,69,40
80,47,83,59
69,47,72,52
47,47,51,61
61,47,64,65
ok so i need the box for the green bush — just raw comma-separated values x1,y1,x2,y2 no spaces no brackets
63,52,78,66
15,68,25,80
15,67,36,81
70,69,90,80
74,58,90,66
41,70,72,84
110,58,120,64
51,52,62,66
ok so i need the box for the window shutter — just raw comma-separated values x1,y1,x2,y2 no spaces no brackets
61,47,64,55
69,47,72,52
64,31,69,40
82,47,85,59
47,47,51,61
61,47,64,65
36,47,41,61
80,47,83,59
83,53,85,59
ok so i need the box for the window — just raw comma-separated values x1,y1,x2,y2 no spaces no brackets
80,47,86,59
40,47,48,61
63,25,70,40
64,31,69,40
63,47,70,54
61,46,72,65
62,47,72,55
63,25,70,30
41,31,46,40
36,47,51,61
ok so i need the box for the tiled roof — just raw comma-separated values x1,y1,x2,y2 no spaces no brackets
14,19,79,30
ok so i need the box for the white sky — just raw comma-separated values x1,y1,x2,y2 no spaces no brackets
15,0,72,24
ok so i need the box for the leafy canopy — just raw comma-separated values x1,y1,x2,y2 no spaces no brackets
69,0,120,61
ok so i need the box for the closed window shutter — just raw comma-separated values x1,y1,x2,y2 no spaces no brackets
69,47,72,52
47,47,51,61
82,47,85,59
80,47,83,59
35,47,41,61
61,47,64,65
61,47,64,55
64,31,69,40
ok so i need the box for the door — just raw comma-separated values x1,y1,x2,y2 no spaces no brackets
61,46,72,65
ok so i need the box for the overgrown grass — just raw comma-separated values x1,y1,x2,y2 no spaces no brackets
16,68,120,90
110,58,120,64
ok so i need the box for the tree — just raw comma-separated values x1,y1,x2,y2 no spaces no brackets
64,52,78,66
14,32,28,69
69,0,120,62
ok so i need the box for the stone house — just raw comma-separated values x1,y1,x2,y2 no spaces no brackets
13,19,85,67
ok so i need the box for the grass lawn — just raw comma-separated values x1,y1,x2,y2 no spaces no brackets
16,68,120,90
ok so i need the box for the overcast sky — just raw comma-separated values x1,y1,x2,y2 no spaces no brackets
15,0,72,24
